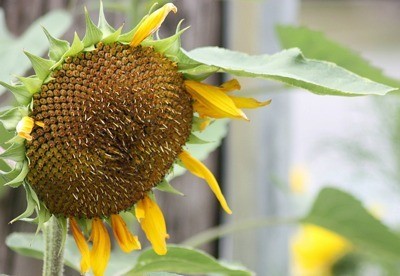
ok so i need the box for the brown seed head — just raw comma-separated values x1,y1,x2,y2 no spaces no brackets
26,42,193,219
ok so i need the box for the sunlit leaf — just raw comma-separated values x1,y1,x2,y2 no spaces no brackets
183,47,396,96
302,187,400,260
127,245,253,275
276,25,400,91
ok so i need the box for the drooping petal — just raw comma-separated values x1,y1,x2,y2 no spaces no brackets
111,214,141,253
70,218,91,275
16,116,34,140
130,3,177,47
179,150,232,214
135,195,169,255
185,80,248,120
220,79,241,92
90,219,111,276
229,96,271,109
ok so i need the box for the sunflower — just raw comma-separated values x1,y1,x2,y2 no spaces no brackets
0,3,269,275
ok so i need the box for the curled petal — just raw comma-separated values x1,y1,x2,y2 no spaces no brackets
130,3,177,47
179,150,232,214
220,79,241,92
111,214,141,252
135,195,169,255
90,219,111,276
185,80,248,120
70,218,91,275
230,97,271,109
16,116,34,140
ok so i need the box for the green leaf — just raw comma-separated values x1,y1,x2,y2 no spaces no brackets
184,47,396,96
187,133,210,145
42,27,70,62
127,245,253,275
3,161,28,188
155,179,184,196
302,187,400,260
0,9,72,95
16,76,42,94
0,82,32,105
276,25,400,91
0,121,15,147
23,51,55,80
82,7,103,48
0,143,25,162
98,0,116,36
0,106,27,131
6,232,80,270
10,182,37,223
52,33,84,69
102,25,123,44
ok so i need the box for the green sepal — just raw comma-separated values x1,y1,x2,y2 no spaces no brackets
3,161,29,188
51,32,84,69
118,15,147,43
42,27,70,62
10,183,37,223
6,135,25,145
98,0,116,36
23,51,55,80
186,133,210,145
143,22,188,57
102,25,123,44
155,179,184,196
0,143,26,162
34,204,52,235
0,81,32,105
0,106,28,131
16,76,42,95
82,7,103,48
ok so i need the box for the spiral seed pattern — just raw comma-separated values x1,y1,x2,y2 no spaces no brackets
26,42,193,218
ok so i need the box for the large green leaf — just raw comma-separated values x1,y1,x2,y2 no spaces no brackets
302,187,400,260
126,245,253,275
0,9,72,95
276,25,400,91
183,47,395,96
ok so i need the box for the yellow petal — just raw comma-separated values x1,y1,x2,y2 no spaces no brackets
70,218,91,275
16,116,34,140
90,219,111,276
229,96,271,109
111,214,141,253
185,80,248,120
135,195,169,255
220,79,241,92
179,150,232,214
130,3,177,47
292,224,352,275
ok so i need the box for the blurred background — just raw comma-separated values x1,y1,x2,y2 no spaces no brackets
0,0,399,275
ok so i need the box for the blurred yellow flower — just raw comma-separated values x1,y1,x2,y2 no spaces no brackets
291,224,352,276
289,165,310,194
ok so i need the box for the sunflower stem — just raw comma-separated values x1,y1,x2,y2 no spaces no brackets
42,216,67,276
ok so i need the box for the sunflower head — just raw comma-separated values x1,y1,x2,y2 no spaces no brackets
0,3,269,275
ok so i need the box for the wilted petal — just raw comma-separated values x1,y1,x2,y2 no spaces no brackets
70,218,91,275
185,80,248,120
229,97,271,109
220,79,241,92
135,195,169,255
179,150,232,214
111,214,141,252
90,219,111,276
130,3,177,47
16,116,34,140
